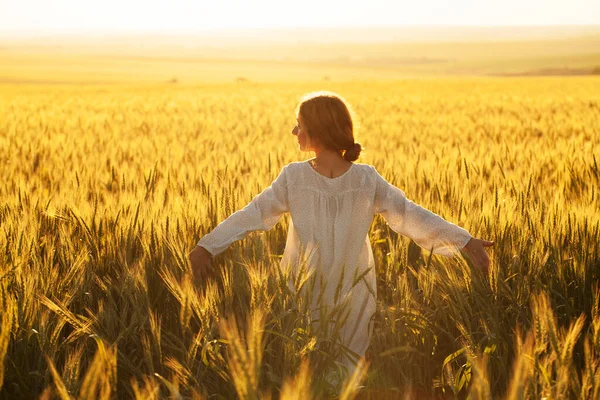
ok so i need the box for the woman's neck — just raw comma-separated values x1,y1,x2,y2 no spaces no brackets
312,147,347,167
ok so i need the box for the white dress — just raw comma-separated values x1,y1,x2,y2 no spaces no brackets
197,160,472,370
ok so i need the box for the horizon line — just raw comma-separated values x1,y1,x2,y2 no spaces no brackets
1,24,599,36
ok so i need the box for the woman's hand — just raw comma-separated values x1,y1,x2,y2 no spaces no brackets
462,237,495,274
189,246,215,283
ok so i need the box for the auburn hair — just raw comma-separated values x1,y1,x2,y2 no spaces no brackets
296,91,362,162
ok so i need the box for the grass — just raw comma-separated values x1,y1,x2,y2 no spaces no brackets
0,76,599,398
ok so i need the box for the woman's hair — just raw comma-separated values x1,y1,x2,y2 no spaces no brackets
296,91,362,162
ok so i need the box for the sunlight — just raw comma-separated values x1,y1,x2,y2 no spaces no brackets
1,0,598,34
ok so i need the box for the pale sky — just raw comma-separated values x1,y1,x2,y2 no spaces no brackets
1,0,599,33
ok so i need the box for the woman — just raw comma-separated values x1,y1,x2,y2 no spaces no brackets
190,91,493,379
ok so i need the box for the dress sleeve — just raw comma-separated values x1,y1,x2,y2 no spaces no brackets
197,165,290,256
372,166,471,257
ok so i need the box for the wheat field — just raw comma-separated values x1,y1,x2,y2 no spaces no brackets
1,75,600,399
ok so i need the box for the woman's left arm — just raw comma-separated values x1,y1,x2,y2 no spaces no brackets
372,166,493,271
461,238,495,273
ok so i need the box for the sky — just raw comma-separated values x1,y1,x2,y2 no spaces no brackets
1,0,599,34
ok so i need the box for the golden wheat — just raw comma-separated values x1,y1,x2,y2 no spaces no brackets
0,77,599,398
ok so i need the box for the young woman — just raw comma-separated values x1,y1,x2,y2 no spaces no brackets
189,91,493,379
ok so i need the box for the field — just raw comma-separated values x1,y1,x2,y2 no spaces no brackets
2,28,600,84
1,30,600,399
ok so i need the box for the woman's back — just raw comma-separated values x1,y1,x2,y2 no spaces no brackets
283,160,379,300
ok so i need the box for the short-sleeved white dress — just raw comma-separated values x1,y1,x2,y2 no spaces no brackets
197,160,472,369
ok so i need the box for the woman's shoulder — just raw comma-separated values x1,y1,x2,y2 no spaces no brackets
351,162,376,171
283,160,375,174
282,161,307,175
285,161,307,168
284,161,378,173
352,163,390,188
350,162,379,179
282,161,379,186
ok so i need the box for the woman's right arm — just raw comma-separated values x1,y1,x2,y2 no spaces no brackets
190,165,290,280
189,245,214,282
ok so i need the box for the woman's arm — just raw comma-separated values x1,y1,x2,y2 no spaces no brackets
461,238,494,273
190,165,290,280
372,166,493,270
189,245,214,282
